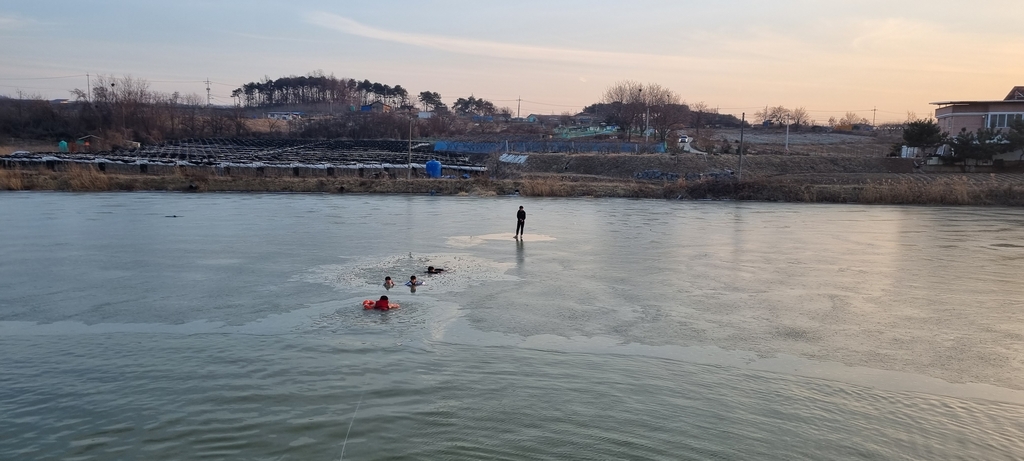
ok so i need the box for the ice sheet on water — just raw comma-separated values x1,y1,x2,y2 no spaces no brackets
446,233,556,248
304,252,518,295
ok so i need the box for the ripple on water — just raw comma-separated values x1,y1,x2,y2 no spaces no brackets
3,331,1024,460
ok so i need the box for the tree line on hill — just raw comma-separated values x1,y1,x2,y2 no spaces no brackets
583,80,743,144
1,75,252,147
13,72,997,155
229,73,511,115
231,72,412,109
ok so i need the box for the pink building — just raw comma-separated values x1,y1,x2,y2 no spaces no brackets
932,86,1024,135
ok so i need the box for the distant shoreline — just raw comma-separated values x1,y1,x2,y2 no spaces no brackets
2,165,1024,206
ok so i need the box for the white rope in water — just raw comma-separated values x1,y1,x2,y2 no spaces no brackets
338,392,365,461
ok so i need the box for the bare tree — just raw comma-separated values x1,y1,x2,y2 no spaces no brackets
181,93,205,137
205,110,229,137
754,107,770,125
424,110,457,136
767,105,791,125
644,84,686,142
160,92,182,138
230,105,249,136
839,111,868,126
601,80,644,141
689,101,712,138
790,107,809,128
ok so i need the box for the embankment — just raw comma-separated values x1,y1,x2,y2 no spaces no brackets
3,163,1024,206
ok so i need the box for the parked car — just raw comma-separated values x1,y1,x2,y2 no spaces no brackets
678,135,690,143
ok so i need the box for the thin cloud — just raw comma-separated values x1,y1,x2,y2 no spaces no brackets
850,18,937,50
0,14,25,29
306,12,724,69
230,31,317,44
0,11,63,30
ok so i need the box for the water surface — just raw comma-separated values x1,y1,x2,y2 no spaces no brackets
1,192,1023,460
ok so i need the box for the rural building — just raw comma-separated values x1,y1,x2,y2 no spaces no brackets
267,111,303,121
76,135,102,152
574,114,595,126
932,86,1024,134
360,101,392,113
526,114,566,126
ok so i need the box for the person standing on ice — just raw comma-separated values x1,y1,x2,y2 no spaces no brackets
515,206,526,239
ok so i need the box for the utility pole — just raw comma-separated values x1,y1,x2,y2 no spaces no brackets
872,106,877,127
86,73,90,102
645,105,650,143
112,82,125,136
785,115,790,153
205,78,212,106
637,88,642,143
739,113,745,181
517,96,521,119
407,118,413,179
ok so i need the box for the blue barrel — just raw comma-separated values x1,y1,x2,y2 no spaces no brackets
425,159,442,178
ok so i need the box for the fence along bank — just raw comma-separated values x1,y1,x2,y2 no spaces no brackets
2,139,487,179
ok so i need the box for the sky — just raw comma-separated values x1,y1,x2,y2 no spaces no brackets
1,0,1022,123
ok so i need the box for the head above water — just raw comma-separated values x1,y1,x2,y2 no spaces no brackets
427,266,434,272
385,276,392,281
379,295,388,301
410,275,417,281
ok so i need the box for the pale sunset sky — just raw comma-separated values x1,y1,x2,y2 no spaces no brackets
1,0,1021,123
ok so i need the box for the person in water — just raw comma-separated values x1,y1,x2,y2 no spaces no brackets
384,276,395,289
406,275,423,286
515,206,526,239
373,295,398,310
427,266,445,274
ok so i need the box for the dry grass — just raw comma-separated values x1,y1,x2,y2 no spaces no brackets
859,177,970,205
63,164,112,191
1,142,57,156
0,168,24,190
4,163,1024,206
519,177,570,196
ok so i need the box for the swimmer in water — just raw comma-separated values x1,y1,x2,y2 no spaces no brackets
406,275,424,286
374,295,398,311
384,276,395,289
427,266,445,274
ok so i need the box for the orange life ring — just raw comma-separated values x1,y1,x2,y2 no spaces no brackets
362,299,374,310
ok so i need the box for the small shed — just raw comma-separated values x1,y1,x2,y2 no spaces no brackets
76,135,102,152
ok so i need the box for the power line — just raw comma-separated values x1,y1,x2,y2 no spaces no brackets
0,84,78,91
146,79,207,83
0,74,87,80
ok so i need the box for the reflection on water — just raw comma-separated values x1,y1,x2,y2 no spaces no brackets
1,193,1023,460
